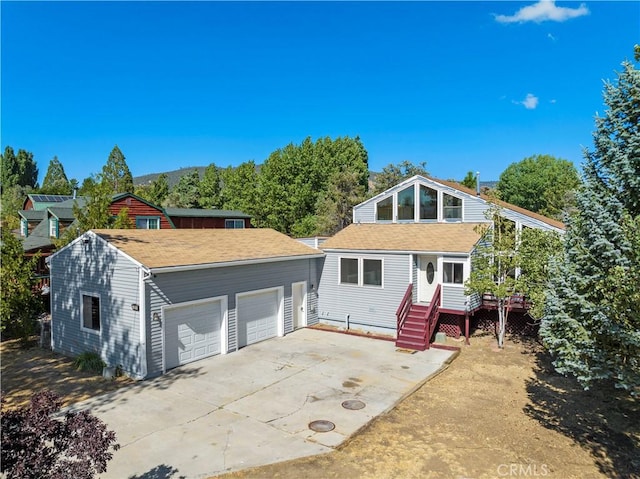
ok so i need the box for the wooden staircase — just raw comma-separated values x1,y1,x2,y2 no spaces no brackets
395,284,441,351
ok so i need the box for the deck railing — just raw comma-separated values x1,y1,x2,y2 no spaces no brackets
424,284,442,345
396,283,413,333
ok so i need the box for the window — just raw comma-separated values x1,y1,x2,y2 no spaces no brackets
397,185,415,221
49,218,58,238
443,194,462,220
225,219,245,229
443,262,464,284
340,257,383,287
21,219,29,237
81,294,101,332
376,196,393,221
420,185,438,220
363,259,382,286
136,216,160,229
340,258,359,285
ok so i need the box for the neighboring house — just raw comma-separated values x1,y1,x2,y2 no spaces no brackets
47,229,322,379
18,192,253,278
316,175,564,349
165,208,251,229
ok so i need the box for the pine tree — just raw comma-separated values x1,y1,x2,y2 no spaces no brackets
40,156,72,195
101,146,133,194
164,170,201,208
540,58,640,395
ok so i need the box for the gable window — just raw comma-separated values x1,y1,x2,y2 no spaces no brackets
443,193,462,220
49,218,59,238
443,262,464,284
81,293,101,332
397,185,415,221
21,219,29,237
340,258,359,285
420,185,438,220
340,257,383,287
376,196,393,221
136,217,160,229
225,219,245,229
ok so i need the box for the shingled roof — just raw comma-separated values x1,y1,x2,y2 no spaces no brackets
320,223,484,253
91,228,323,270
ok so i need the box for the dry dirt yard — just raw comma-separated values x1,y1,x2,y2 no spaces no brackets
1,332,638,479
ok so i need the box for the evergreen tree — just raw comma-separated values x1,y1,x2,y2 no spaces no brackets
199,163,222,209
315,168,368,236
460,171,477,190
40,156,72,195
101,146,133,194
540,58,640,395
164,170,201,208
1,147,38,190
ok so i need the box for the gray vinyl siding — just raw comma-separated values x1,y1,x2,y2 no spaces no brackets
317,252,410,334
145,258,318,377
50,238,144,378
353,201,376,223
441,285,467,312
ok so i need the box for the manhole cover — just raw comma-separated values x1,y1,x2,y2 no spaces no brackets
308,420,335,432
342,399,366,410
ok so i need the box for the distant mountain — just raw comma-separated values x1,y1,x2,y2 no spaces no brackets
135,167,497,190
134,167,208,188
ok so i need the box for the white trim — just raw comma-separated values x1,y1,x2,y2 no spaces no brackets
338,256,384,288
325,248,472,257
150,253,324,274
138,268,148,379
291,281,308,329
235,286,285,349
161,295,229,374
79,291,102,335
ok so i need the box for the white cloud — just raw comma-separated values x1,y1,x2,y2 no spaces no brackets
513,94,540,109
547,33,557,41
495,1,589,24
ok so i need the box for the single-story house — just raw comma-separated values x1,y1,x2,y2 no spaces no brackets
48,228,322,379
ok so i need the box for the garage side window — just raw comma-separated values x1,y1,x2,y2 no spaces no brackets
443,262,464,284
81,294,101,332
340,258,359,285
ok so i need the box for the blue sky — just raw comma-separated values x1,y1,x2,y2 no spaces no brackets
2,1,638,184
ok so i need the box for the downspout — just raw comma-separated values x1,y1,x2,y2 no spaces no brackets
139,267,152,379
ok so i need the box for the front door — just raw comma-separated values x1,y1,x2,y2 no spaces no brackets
418,255,438,303
292,281,307,329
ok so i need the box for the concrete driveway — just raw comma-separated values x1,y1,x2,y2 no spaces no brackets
69,328,456,479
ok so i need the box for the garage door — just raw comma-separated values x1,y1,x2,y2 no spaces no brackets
164,298,223,370
237,288,280,348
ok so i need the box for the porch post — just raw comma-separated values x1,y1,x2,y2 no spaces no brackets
465,312,470,345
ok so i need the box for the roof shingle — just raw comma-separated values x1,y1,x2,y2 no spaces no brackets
92,228,322,269
320,223,484,253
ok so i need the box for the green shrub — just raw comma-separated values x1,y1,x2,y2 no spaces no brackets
73,351,106,374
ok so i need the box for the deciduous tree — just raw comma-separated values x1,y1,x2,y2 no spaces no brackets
497,154,581,220
199,163,222,209
1,390,119,479
371,160,428,195
0,228,43,342
541,58,640,395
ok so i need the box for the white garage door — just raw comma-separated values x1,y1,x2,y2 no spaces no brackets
164,298,223,370
237,288,280,348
